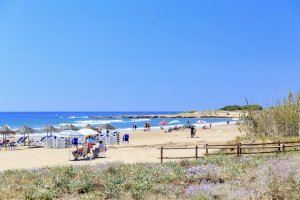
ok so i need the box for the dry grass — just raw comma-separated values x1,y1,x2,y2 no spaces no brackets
239,92,300,138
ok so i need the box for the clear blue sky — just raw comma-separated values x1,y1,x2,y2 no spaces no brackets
0,0,299,111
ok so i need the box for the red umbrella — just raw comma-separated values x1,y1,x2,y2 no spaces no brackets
160,121,167,126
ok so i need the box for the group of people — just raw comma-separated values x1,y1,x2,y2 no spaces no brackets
0,139,16,150
144,123,151,131
132,123,152,131
72,136,107,160
132,124,137,131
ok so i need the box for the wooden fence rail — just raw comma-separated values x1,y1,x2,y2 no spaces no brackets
160,140,300,163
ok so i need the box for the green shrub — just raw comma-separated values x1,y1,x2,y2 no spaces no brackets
221,104,262,111
220,105,242,111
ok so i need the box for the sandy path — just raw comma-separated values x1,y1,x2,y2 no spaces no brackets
0,124,241,171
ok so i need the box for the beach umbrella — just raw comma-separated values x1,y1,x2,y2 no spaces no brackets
78,128,98,137
55,130,84,138
99,124,116,132
59,124,79,132
41,125,58,145
83,124,99,132
17,126,35,146
159,121,167,126
0,125,15,147
41,125,58,133
169,120,180,125
0,125,15,134
17,126,35,134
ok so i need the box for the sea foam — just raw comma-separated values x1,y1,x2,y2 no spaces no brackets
72,119,125,127
130,119,151,122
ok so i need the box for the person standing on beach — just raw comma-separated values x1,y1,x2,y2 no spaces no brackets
134,124,137,130
132,124,135,131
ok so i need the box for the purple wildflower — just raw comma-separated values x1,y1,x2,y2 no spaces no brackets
185,181,222,197
186,164,222,180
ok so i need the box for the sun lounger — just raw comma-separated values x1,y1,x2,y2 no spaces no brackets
17,136,28,145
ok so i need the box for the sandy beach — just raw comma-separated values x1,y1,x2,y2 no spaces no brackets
0,124,241,171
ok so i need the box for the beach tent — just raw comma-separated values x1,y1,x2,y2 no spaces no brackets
78,128,98,137
84,124,99,132
17,125,35,146
169,120,180,125
0,125,16,148
54,130,84,138
59,124,79,132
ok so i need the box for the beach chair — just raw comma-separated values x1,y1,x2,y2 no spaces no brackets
72,145,91,161
17,136,28,145
82,146,92,159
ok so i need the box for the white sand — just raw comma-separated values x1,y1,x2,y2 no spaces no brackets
0,124,241,171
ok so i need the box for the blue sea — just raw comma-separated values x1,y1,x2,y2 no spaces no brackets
0,112,232,130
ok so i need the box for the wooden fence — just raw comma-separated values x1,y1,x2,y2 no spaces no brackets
160,140,300,163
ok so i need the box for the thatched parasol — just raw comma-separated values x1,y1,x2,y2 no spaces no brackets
83,124,99,132
0,125,16,147
17,126,35,146
59,124,79,132
41,125,58,133
0,125,15,134
17,126,35,134
99,124,116,132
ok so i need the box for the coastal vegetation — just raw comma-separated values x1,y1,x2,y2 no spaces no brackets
240,93,300,138
0,153,299,200
220,105,263,111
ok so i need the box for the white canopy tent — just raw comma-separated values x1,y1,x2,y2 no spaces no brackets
54,130,84,138
78,129,98,137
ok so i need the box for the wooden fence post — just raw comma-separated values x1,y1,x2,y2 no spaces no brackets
282,144,285,153
195,146,198,159
160,147,163,163
237,144,240,157
277,141,281,152
116,133,120,145
205,144,208,156
239,143,242,156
